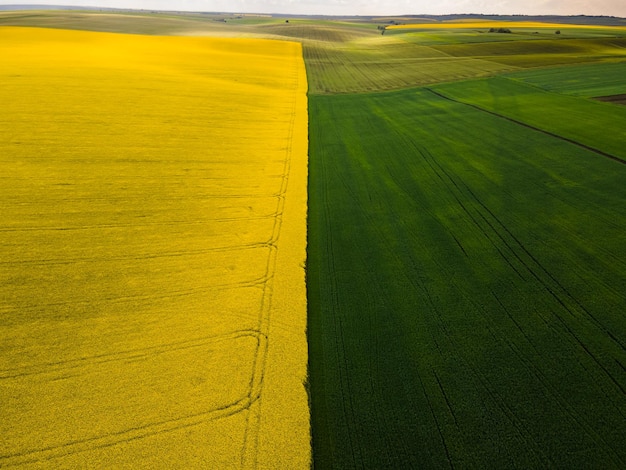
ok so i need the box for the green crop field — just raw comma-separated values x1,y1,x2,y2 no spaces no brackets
305,17,626,469
307,86,626,468
428,37,626,68
2,9,626,469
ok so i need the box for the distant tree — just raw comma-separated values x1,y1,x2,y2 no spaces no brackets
555,30,561,34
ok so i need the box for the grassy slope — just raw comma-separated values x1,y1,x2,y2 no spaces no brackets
429,37,626,67
0,10,222,34
307,87,626,468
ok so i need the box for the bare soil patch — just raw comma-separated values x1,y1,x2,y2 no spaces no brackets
595,94,626,105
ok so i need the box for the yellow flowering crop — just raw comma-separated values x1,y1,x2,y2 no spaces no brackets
389,20,626,30
0,27,309,468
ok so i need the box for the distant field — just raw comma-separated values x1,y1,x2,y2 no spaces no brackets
389,20,626,32
3,12,625,94
296,20,626,93
0,9,240,35
429,37,626,68
0,26,308,468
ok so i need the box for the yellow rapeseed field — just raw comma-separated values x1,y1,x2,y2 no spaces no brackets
0,27,308,468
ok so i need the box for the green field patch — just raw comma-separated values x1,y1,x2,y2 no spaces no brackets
507,61,626,97
395,30,545,45
303,36,514,94
432,76,626,161
388,27,586,45
258,20,376,42
308,87,626,468
430,37,626,68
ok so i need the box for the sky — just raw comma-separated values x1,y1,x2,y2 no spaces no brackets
2,0,625,18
